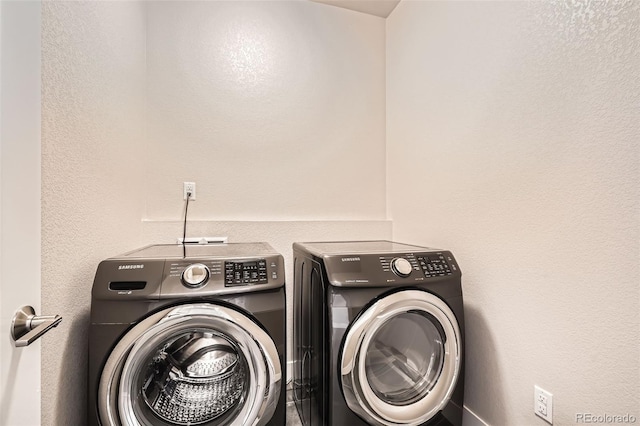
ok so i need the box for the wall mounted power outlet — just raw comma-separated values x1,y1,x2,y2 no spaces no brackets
534,385,553,424
183,182,196,200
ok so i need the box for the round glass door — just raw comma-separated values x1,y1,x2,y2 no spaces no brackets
340,290,461,426
365,311,445,406
98,304,281,426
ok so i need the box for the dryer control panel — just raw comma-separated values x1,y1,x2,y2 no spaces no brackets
323,251,459,287
416,254,453,278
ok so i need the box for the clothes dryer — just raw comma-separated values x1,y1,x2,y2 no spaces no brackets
293,241,464,426
88,243,286,426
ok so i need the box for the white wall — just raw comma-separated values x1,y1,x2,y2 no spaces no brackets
41,1,387,424
41,2,147,424
145,1,386,221
387,1,639,425
0,1,42,424
41,1,640,425
143,0,387,380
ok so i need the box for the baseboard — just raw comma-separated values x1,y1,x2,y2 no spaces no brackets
463,406,489,426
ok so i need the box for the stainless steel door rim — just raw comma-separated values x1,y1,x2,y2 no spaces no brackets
340,290,461,426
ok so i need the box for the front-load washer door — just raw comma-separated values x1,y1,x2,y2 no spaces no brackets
98,303,281,426
340,290,461,426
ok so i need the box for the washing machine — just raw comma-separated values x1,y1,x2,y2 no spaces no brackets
88,243,286,426
292,241,464,426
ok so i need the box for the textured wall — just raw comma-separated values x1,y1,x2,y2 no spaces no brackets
41,2,147,424
387,1,639,425
0,2,42,424
145,1,386,221
41,1,387,424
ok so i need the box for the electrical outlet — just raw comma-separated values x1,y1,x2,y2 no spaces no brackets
534,385,553,424
183,182,196,200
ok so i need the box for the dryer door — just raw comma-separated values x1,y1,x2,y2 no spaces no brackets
98,303,281,426
340,290,461,426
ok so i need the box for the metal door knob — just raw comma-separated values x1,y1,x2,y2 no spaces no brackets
11,305,62,347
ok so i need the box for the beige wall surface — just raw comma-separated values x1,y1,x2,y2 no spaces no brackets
145,1,386,221
41,2,386,425
0,1,42,423
42,2,147,425
387,1,639,425
41,0,640,425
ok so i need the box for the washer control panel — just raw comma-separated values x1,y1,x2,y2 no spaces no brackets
161,254,284,297
168,259,222,288
224,259,268,286
98,243,285,299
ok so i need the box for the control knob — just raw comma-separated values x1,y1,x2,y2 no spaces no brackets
391,257,412,278
182,263,210,288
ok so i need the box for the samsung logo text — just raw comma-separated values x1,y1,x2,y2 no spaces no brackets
118,264,144,270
